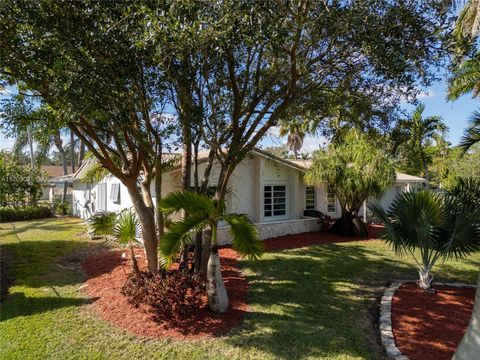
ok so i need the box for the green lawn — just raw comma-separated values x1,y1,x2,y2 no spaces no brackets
1,218,479,360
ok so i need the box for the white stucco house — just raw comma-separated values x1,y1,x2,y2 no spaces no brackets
71,149,425,244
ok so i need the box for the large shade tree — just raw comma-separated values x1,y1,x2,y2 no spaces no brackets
0,0,169,273
305,133,396,237
1,0,452,305
142,0,451,291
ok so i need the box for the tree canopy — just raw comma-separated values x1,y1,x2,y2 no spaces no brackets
305,132,395,237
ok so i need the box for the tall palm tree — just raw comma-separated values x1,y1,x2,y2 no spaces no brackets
159,190,264,313
279,119,306,159
448,55,480,100
370,189,480,290
397,105,447,186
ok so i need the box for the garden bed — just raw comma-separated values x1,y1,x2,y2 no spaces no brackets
82,247,248,339
391,282,475,360
81,230,377,339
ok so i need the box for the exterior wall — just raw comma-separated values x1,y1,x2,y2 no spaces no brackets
72,152,424,242
217,217,321,245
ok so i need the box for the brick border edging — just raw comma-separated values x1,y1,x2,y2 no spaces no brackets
379,280,477,360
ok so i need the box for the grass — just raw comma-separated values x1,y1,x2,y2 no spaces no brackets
1,218,479,360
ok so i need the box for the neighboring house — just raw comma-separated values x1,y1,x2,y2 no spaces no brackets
72,149,425,244
39,165,74,201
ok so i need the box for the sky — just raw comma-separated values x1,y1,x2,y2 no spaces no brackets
262,78,479,153
1,77,478,154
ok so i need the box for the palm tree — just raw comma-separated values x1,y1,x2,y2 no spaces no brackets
448,55,480,100
459,111,480,152
113,209,141,273
159,190,264,313
370,189,480,290
397,105,447,186
279,119,306,159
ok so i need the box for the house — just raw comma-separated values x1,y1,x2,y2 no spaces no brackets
38,165,74,201
71,149,425,244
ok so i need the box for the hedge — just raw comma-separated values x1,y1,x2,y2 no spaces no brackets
0,206,52,223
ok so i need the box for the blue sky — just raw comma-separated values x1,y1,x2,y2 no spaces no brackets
1,78,478,153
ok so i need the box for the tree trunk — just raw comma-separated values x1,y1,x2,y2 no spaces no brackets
155,153,164,239
77,138,85,167
130,245,139,273
329,210,368,238
420,149,429,188
453,273,480,359
70,129,75,173
179,119,192,272
206,222,228,313
126,182,158,274
417,266,433,290
53,132,68,203
200,228,212,281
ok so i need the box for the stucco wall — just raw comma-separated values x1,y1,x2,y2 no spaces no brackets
216,217,321,245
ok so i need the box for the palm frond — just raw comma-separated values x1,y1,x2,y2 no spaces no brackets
448,56,480,101
222,214,264,260
159,190,215,215
159,215,207,266
87,212,116,236
113,209,140,246
459,110,480,153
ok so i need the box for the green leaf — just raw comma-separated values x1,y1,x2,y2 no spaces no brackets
159,190,215,216
222,214,264,260
159,215,207,266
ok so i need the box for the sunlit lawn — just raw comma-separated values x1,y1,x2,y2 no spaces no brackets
1,218,479,360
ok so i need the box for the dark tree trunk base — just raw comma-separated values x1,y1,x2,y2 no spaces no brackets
329,213,368,238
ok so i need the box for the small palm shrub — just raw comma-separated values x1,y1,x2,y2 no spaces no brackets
113,209,141,272
121,271,204,322
55,200,71,215
160,190,264,313
370,189,480,290
87,212,116,239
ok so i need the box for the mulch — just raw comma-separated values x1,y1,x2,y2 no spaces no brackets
261,224,382,252
82,225,475,349
82,247,247,339
391,282,476,360
81,227,379,339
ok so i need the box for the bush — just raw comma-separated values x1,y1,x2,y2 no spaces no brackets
55,200,72,215
87,212,116,237
0,206,51,222
121,271,204,322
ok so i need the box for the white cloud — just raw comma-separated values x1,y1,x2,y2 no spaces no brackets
416,89,435,99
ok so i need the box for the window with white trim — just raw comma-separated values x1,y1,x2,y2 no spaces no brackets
327,184,336,213
110,183,121,204
97,183,107,211
264,185,287,218
305,186,315,210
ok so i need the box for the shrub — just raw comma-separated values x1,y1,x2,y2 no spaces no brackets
55,201,72,215
0,206,51,222
87,212,116,238
121,271,204,322
370,189,480,290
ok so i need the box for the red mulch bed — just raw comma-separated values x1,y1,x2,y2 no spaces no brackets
262,224,382,251
82,247,247,339
392,282,476,360
81,228,377,339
